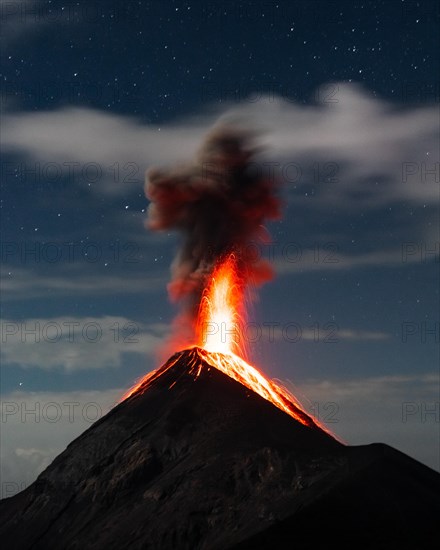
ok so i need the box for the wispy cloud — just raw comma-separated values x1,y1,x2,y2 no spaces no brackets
0,266,166,301
304,328,389,341
1,106,207,194
1,316,169,371
2,83,438,205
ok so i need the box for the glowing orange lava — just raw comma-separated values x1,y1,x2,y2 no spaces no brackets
196,255,244,356
121,255,334,436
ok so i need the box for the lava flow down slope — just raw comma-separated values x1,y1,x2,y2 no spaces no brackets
0,347,439,550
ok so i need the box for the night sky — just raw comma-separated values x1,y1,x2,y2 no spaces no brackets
1,0,439,494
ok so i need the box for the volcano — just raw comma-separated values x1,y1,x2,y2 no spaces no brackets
1,348,439,550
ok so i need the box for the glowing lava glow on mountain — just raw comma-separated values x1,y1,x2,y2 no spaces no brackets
122,255,334,435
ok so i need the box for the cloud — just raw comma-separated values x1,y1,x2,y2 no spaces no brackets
2,83,438,205
250,84,439,207
1,316,169,371
303,328,389,341
1,106,209,194
0,266,166,301
296,373,438,401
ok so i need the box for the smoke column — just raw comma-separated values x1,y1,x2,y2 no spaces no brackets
145,124,281,348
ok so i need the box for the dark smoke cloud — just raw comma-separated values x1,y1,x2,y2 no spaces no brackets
145,124,281,343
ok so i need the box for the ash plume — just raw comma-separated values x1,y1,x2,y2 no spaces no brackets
145,124,281,344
